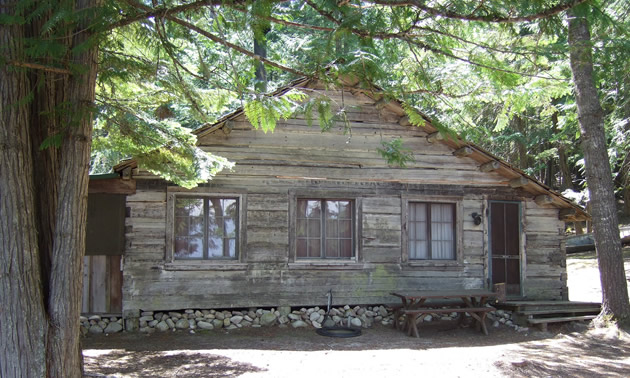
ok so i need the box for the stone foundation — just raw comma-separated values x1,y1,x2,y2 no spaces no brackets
81,305,525,335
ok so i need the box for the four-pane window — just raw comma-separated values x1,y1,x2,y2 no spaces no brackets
296,199,353,259
408,202,455,260
174,197,238,260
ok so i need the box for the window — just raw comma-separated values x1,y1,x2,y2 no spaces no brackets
408,202,455,260
296,199,353,259
173,197,238,260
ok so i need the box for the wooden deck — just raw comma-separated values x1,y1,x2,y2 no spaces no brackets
496,301,601,331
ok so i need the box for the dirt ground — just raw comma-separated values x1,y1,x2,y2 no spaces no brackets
83,250,630,378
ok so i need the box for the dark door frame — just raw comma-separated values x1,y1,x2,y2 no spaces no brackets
488,200,523,298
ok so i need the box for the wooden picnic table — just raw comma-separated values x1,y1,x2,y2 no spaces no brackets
390,290,498,337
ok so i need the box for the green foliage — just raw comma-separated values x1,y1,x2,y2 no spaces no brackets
243,90,306,132
93,105,233,188
6,0,623,196
377,138,415,167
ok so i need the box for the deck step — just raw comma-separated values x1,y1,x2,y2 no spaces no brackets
496,301,601,328
520,307,600,316
528,315,597,331
527,315,597,324
497,301,601,313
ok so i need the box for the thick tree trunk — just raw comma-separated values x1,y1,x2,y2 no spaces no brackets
1,0,100,376
46,1,98,374
568,9,630,322
0,7,48,376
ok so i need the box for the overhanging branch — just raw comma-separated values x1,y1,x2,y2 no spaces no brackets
367,0,589,23
123,0,308,77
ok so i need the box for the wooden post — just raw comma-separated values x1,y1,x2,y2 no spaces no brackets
534,195,554,206
480,161,500,172
559,208,577,220
509,176,530,188
398,116,411,126
453,146,473,157
223,120,234,135
426,132,444,144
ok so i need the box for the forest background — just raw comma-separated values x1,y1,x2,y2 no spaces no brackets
1,0,629,376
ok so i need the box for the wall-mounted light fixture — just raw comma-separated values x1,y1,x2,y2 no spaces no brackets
471,212,482,225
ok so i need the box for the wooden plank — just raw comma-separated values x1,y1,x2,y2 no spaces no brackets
246,210,288,225
126,191,166,202
82,256,90,313
528,315,597,324
109,255,123,313
89,178,136,194
362,197,401,214
246,194,288,211
90,255,108,313
362,228,401,247
362,214,401,230
127,202,166,218
361,247,401,263
223,165,508,185
203,146,481,171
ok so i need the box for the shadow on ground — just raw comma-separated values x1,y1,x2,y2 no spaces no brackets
494,325,630,377
82,321,540,353
83,322,630,377
84,350,265,377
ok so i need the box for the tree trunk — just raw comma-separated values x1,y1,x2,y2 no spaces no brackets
46,0,99,374
1,0,100,376
513,115,529,170
0,5,48,375
568,9,630,322
254,31,269,92
558,144,573,191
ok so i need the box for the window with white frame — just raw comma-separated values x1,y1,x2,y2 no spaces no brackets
296,199,354,259
173,196,239,260
408,202,456,260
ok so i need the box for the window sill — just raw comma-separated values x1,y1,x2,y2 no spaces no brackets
288,261,364,270
163,261,247,271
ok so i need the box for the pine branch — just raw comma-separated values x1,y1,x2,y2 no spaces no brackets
124,0,308,78
8,61,72,75
167,17,308,77
111,0,292,30
111,0,241,30
403,37,566,81
366,0,589,23
304,0,342,26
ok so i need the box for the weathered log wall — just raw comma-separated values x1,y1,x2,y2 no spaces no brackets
122,89,567,312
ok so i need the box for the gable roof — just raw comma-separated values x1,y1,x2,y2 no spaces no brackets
118,75,588,222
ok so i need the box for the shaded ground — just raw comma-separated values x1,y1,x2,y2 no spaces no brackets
83,323,630,377
83,249,630,377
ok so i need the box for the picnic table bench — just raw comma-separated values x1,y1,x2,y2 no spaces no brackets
390,290,499,338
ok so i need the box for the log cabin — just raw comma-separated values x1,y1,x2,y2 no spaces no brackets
103,77,588,324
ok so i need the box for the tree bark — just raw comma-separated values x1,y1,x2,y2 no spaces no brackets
1,0,100,376
568,9,630,322
513,115,529,170
0,5,48,375
47,1,99,374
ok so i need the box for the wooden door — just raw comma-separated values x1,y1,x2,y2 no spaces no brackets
82,255,123,314
490,201,521,296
